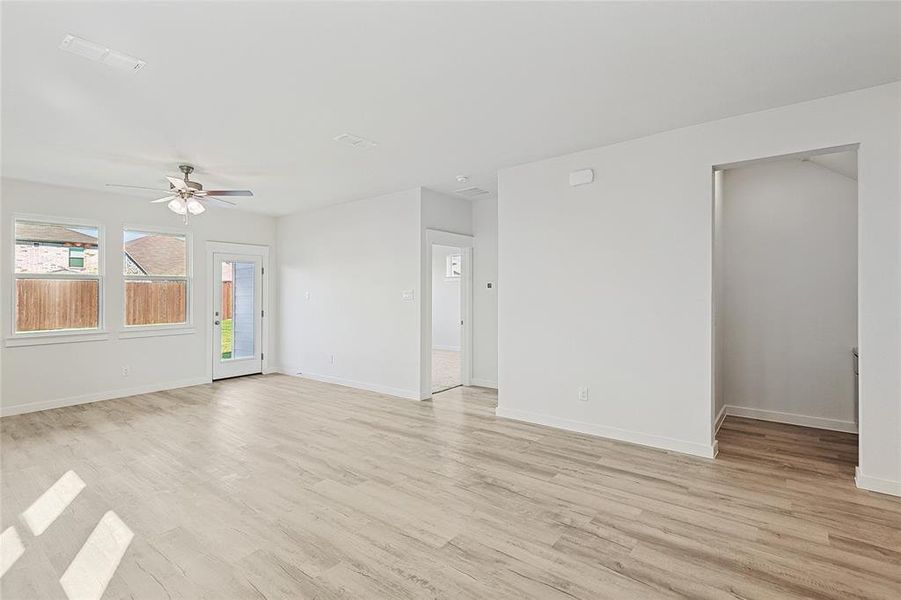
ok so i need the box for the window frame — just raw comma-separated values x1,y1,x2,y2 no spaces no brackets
121,225,193,334
8,214,106,345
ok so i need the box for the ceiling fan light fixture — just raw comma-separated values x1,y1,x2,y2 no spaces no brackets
167,198,187,215
107,165,253,221
186,198,206,215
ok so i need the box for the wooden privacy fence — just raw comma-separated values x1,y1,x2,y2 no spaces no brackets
15,279,189,330
221,281,233,319
125,280,187,326
16,279,99,331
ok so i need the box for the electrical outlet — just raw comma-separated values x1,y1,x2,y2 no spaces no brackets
121,365,130,377
305,291,312,300
578,386,589,402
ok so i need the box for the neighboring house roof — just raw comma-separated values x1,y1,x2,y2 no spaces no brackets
15,223,98,246
124,235,186,276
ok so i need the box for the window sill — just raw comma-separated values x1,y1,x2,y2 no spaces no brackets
118,326,196,339
5,330,110,347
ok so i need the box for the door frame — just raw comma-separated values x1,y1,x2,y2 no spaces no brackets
421,229,474,399
206,241,271,381
709,142,860,463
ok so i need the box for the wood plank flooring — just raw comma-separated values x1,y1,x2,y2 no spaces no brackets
1,374,900,599
431,349,461,393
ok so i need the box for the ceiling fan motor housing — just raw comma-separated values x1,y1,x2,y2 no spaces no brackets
174,164,202,191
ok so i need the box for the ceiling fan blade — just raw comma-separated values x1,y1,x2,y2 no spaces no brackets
205,197,237,208
151,196,178,203
204,190,253,197
166,176,188,191
106,183,171,192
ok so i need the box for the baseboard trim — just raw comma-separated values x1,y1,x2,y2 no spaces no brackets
281,369,420,401
470,378,498,389
714,405,727,434
724,405,858,433
432,345,461,352
0,376,211,418
856,467,901,497
495,406,716,459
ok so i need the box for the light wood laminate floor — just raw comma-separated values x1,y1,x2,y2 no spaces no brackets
1,375,900,599
431,349,461,393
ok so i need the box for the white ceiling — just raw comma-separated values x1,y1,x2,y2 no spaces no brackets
2,2,898,216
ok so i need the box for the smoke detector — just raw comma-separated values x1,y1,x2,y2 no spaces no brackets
456,175,470,184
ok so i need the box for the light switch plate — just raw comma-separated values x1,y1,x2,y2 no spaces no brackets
402,289,415,302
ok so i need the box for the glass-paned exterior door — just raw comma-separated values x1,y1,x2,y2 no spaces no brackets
213,253,262,379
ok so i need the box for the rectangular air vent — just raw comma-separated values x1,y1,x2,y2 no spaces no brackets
60,35,146,72
454,186,492,198
333,133,378,149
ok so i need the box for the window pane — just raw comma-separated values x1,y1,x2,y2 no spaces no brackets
69,248,85,268
15,279,99,332
220,261,255,360
125,280,187,326
124,231,187,276
446,254,462,278
15,221,99,275
221,262,232,358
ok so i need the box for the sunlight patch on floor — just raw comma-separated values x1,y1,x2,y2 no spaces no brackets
21,470,85,536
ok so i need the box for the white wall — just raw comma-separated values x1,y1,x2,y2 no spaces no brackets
277,187,481,401
719,158,858,431
277,188,423,399
472,197,498,388
421,188,473,236
497,83,900,496
0,178,278,415
431,245,461,351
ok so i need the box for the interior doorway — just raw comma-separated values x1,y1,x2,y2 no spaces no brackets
431,245,463,393
712,146,859,471
422,229,473,399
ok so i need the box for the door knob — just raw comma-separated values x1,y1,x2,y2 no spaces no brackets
215,320,220,326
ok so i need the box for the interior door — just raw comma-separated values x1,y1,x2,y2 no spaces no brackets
213,253,263,380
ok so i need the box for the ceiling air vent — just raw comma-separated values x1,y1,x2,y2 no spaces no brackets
454,186,492,198
333,133,378,149
59,34,146,72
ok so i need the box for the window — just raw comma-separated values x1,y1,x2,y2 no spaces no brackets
445,254,462,278
68,247,85,269
13,219,101,333
123,229,189,327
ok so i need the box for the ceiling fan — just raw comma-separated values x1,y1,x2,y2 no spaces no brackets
106,164,253,221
